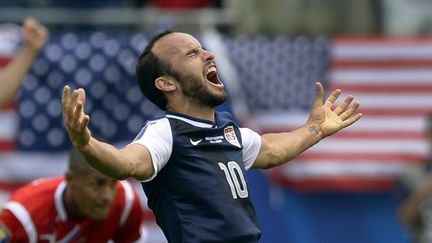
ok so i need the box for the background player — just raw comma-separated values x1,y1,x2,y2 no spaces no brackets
0,147,145,243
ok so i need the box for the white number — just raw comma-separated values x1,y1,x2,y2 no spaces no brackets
218,161,248,199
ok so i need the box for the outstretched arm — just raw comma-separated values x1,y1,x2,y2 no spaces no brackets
62,85,154,180
252,82,362,169
0,18,48,107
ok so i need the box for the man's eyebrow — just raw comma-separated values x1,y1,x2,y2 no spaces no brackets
185,48,198,56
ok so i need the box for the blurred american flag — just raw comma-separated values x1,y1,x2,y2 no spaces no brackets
226,36,432,192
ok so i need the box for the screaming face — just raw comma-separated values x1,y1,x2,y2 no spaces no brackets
154,32,229,108
172,61,228,107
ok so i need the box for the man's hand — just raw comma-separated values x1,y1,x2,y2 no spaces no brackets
308,82,362,138
62,85,91,150
22,17,48,52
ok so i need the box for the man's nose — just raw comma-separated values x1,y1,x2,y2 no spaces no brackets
202,49,214,61
99,186,116,201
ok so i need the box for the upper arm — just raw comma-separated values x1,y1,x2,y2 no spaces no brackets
239,128,263,170
120,144,154,181
251,134,281,169
128,118,173,181
240,127,288,170
252,132,298,169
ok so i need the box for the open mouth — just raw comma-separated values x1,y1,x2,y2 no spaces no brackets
206,66,223,86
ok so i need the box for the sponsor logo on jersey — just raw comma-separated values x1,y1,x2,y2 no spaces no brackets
224,126,240,148
190,138,203,146
205,135,223,144
0,224,10,243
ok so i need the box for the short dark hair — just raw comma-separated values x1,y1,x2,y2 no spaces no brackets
136,30,174,110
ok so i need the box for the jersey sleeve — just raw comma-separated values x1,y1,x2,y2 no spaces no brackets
130,118,173,181
113,190,144,243
0,209,29,243
240,128,262,170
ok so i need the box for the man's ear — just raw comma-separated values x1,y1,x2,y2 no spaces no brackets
155,76,177,92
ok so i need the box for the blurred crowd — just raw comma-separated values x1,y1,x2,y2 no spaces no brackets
0,0,221,9
1,0,432,36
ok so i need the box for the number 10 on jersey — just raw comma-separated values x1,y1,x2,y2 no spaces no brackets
218,161,249,199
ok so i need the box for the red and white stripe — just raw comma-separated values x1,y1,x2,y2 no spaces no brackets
264,37,432,191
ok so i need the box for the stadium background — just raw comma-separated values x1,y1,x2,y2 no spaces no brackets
1,0,432,242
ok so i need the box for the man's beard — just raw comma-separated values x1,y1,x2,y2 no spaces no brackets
171,70,228,107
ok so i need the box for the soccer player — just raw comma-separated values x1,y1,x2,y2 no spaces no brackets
0,147,145,243
62,31,362,242
0,17,48,107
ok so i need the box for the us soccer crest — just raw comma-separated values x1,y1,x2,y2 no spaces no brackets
224,126,240,148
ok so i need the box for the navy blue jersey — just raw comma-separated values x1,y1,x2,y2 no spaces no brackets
133,111,262,242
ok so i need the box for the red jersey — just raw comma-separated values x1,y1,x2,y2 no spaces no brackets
0,177,143,243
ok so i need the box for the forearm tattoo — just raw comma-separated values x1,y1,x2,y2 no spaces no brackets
308,125,320,135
